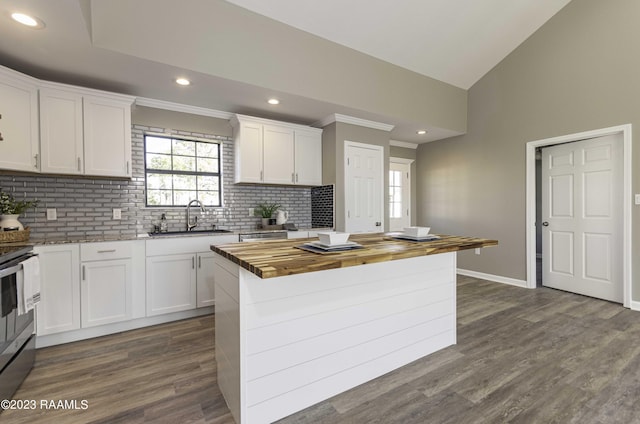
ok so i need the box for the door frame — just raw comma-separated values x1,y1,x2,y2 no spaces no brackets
525,124,632,308
344,140,385,233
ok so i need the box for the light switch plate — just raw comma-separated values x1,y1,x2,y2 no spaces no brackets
46,208,57,221
475,248,481,255
248,208,254,217
113,208,122,220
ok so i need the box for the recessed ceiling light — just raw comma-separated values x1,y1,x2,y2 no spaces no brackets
267,98,280,105
417,130,427,135
175,78,191,86
11,12,45,29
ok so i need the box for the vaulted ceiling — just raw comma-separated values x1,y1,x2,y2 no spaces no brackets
0,0,571,143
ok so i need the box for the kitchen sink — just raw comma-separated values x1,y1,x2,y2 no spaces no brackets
148,229,234,236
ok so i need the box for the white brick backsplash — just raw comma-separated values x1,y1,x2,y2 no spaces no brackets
0,124,315,241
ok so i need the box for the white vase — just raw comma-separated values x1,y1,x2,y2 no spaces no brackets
0,214,24,231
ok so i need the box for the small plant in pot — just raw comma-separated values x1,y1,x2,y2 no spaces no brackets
254,203,281,227
0,190,38,231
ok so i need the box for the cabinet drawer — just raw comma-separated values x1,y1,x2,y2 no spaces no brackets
81,241,133,261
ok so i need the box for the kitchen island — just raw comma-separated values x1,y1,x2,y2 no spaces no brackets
211,233,497,424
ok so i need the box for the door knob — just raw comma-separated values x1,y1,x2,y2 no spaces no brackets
542,222,549,226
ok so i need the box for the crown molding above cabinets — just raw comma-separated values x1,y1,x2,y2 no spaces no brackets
135,97,233,120
315,113,395,132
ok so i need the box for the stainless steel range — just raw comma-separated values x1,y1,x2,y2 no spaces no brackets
0,244,36,401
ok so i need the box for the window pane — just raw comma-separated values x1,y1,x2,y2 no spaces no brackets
173,174,197,190
173,156,196,172
146,173,173,189
197,157,218,173
197,142,219,158
146,153,172,170
200,191,220,206
392,203,402,218
173,139,196,156
174,190,197,206
146,136,172,154
198,175,219,191
147,189,173,206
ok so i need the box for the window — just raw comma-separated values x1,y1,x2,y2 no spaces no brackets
144,134,221,207
389,170,403,218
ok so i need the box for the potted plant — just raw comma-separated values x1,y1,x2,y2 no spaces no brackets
0,190,38,231
254,202,281,227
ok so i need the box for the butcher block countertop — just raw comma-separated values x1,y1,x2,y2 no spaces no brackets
211,233,498,279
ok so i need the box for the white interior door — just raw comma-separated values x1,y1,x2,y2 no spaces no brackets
541,134,623,302
345,142,383,233
389,160,411,231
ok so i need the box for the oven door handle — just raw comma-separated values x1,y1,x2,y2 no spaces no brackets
0,263,23,279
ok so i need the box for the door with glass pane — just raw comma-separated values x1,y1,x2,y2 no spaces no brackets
389,160,411,231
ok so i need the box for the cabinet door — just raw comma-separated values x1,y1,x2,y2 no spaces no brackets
81,259,132,328
295,130,322,186
146,254,197,316
235,120,263,183
196,252,215,308
39,88,84,174
0,71,39,172
263,124,295,184
35,245,81,336
83,95,132,177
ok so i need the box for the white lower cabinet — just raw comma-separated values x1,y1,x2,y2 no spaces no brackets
35,244,81,336
80,241,143,327
197,252,216,308
145,234,238,316
36,241,144,337
81,258,132,328
146,253,197,316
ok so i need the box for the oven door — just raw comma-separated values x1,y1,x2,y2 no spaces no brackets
0,261,32,371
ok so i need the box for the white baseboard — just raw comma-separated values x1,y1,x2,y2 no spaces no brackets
631,301,640,312
457,268,529,289
36,307,214,348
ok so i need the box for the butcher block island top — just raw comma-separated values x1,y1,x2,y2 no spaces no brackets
211,233,498,279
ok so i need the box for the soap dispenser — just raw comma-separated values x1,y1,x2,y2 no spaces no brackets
159,213,168,233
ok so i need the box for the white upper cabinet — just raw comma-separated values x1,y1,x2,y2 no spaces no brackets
39,82,134,178
0,66,39,172
39,88,84,174
263,124,295,184
83,95,132,177
232,114,322,186
294,128,322,186
234,118,263,183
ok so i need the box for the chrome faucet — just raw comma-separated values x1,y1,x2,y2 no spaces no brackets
186,199,206,231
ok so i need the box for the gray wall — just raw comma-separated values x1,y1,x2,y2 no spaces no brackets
0,109,312,241
91,0,467,136
323,122,391,231
416,0,640,298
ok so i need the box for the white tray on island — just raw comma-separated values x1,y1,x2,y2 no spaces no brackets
389,232,441,242
298,241,363,253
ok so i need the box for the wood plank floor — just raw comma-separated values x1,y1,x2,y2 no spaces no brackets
5,275,640,423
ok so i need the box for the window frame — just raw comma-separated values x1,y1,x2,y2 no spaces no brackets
143,133,222,208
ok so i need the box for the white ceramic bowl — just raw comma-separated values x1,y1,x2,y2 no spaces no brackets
403,226,431,237
317,231,350,246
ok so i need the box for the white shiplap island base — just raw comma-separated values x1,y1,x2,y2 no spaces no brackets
214,250,457,424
